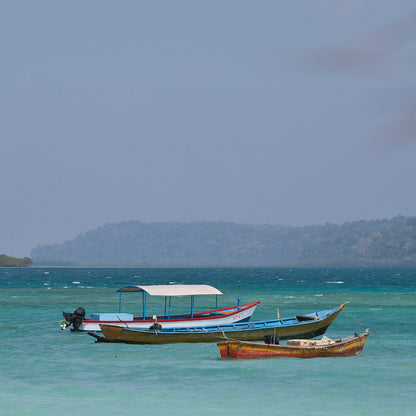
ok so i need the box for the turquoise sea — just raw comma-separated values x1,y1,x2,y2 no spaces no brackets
1,267,415,416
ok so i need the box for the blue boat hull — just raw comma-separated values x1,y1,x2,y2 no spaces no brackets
93,304,347,344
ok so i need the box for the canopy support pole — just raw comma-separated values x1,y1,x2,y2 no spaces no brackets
119,291,122,313
168,296,171,319
143,292,147,319
216,295,218,315
191,295,195,318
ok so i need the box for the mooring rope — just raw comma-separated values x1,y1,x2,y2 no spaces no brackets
341,309,401,354
367,333,400,354
384,364,416,369
0,335,66,343
341,309,377,334
90,342,210,359
0,320,62,328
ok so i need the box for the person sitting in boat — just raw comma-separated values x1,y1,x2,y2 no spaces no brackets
149,315,162,331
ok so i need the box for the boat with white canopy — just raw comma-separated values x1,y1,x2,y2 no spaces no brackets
61,284,260,332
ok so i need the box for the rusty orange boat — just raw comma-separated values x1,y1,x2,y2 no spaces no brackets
217,330,369,359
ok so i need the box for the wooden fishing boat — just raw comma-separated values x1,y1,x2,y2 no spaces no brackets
89,303,346,344
62,284,260,332
217,329,369,359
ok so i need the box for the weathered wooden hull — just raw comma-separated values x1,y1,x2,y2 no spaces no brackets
95,304,346,344
217,330,369,359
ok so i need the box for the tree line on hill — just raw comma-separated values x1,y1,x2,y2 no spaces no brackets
0,254,32,267
30,216,416,267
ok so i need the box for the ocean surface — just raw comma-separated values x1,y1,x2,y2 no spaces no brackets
1,267,415,416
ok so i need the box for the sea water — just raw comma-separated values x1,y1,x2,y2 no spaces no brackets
0,267,415,416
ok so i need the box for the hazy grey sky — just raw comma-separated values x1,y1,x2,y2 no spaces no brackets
2,1,416,257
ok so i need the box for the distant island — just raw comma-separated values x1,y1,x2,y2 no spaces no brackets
30,216,416,267
0,254,32,267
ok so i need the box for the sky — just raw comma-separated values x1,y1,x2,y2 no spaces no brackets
2,1,416,257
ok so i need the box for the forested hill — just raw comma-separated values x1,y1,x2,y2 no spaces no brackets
31,216,416,266
0,254,32,267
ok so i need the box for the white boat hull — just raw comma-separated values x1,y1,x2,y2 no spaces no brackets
76,302,259,332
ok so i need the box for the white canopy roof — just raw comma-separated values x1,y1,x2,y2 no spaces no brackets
116,284,223,296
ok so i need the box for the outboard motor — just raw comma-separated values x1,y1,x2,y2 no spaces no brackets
62,307,86,331
263,334,280,345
